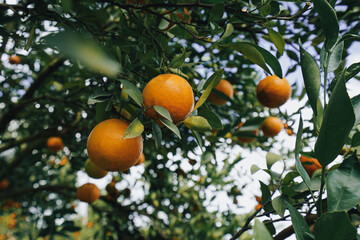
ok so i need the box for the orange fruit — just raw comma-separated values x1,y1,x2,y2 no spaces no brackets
135,153,145,166
87,119,143,171
9,55,21,64
255,196,262,203
59,156,68,166
142,74,194,124
286,129,293,136
300,155,322,177
164,8,191,31
256,75,292,108
260,116,283,137
255,203,262,211
0,179,9,191
236,122,258,143
47,137,65,153
208,79,234,105
76,183,100,203
84,159,108,179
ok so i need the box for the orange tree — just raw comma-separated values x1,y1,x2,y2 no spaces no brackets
0,0,360,239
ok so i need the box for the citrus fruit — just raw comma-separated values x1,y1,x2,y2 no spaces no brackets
142,74,194,124
46,137,65,153
0,179,9,191
260,116,283,137
300,155,322,177
208,79,234,105
9,55,21,64
236,122,258,143
87,119,143,171
256,75,292,108
135,153,145,166
76,183,101,203
84,159,108,179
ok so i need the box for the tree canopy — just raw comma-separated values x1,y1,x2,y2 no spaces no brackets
0,0,360,239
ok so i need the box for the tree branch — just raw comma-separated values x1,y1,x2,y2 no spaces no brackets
0,56,65,133
273,214,317,240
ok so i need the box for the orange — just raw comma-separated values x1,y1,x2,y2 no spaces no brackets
0,179,9,191
164,8,191,31
286,129,293,136
142,74,194,124
87,119,143,171
9,55,21,64
256,75,292,108
208,79,234,105
135,153,145,166
236,122,258,143
255,196,262,203
76,183,100,203
255,203,262,211
59,156,68,166
84,159,108,179
300,155,322,177
47,137,65,153
260,116,283,137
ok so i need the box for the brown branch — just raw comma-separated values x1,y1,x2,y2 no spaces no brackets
0,56,65,133
0,185,76,200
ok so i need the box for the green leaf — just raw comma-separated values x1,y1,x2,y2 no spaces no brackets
299,44,321,116
338,34,360,44
267,28,285,55
266,152,283,169
194,69,224,111
169,48,186,68
313,0,339,51
287,202,312,240
271,195,287,218
198,109,223,130
315,71,355,166
251,164,260,174
160,119,181,139
231,42,272,75
183,116,212,133
202,69,224,91
218,23,234,42
152,121,162,148
46,31,120,77
259,181,272,212
351,94,360,127
327,154,360,211
95,101,108,124
330,62,360,92
352,132,360,147
120,80,143,107
295,115,311,186
25,22,36,51
191,130,203,149
253,219,273,240
87,92,111,105
153,106,172,122
123,118,144,139
314,211,357,240
61,0,73,12
328,38,344,72
209,3,224,22
252,44,283,79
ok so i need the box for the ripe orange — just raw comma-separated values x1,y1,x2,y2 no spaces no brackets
256,75,292,108
255,196,262,203
87,119,143,171
0,179,9,191
208,79,234,105
286,129,293,136
47,137,65,153
9,55,21,64
260,116,283,137
76,183,100,203
84,159,108,179
255,203,262,211
135,153,145,166
300,155,322,177
236,122,258,143
142,74,194,124
164,8,191,31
